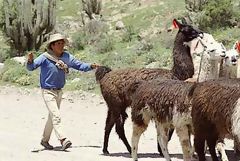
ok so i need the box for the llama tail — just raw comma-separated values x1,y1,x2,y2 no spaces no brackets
95,66,112,82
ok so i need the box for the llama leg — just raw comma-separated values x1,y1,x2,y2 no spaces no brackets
131,122,148,161
187,125,196,159
156,123,172,161
103,110,116,154
157,127,174,156
194,135,206,161
176,126,192,161
216,141,228,161
168,127,175,141
207,137,219,161
234,138,240,155
115,111,131,153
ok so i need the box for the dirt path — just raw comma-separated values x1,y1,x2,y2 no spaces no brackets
0,85,236,161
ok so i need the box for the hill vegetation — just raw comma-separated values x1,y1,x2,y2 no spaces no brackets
0,0,240,92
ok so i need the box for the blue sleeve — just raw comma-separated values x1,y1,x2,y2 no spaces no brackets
26,54,45,71
68,54,92,72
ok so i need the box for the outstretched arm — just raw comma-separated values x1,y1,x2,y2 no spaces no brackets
69,54,100,72
26,52,44,71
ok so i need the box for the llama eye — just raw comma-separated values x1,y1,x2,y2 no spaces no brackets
210,49,215,52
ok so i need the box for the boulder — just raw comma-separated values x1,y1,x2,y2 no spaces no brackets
0,63,4,72
115,21,125,30
12,56,26,66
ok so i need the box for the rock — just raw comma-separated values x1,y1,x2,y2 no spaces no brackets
59,6,64,11
146,61,161,68
71,78,81,83
12,56,26,66
99,101,105,104
115,21,125,30
0,63,4,72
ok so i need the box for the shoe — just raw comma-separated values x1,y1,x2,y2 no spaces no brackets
61,139,72,150
40,140,54,150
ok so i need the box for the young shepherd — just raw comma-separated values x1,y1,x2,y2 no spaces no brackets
95,19,203,155
191,79,240,161
127,79,196,161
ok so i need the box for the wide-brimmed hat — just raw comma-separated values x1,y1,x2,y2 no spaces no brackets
47,33,69,49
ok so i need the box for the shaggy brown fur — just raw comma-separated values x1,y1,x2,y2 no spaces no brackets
191,79,240,161
172,33,194,80
130,79,195,123
129,79,196,161
95,19,202,155
96,67,172,154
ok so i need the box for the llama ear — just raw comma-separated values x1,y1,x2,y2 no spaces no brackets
237,41,240,53
172,19,180,29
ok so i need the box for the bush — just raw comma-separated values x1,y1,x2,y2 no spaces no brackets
198,0,238,31
122,25,136,42
0,48,11,63
71,30,87,50
213,27,240,48
135,39,153,56
0,59,33,86
94,33,115,54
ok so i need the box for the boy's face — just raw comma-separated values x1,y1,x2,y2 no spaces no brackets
51,39,65,56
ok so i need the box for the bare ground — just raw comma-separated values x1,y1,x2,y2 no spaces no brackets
0,85,237,161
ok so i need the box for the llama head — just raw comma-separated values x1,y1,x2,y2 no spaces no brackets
186,33,226,60
172,19,203,42
224,42,240,66
95,66,112,82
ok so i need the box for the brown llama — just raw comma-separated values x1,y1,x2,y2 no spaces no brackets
95,19,202,155
191,79,240,161
126,79,196,161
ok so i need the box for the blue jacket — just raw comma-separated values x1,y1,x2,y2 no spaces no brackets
26,51,92,89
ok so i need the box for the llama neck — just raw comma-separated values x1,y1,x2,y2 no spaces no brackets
171,32,194,80
192,54,220,82
220,60,240,79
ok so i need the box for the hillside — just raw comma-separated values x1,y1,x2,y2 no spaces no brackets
0,0,240,91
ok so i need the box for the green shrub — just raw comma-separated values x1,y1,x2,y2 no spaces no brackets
122,25,136,42
0,48,11,63
135,39,153,56
198,0,238,31
0,59,33,86
72,30,87,50
94,34,115,54
213,27,240,48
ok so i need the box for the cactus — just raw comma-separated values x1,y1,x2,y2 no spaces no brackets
82,0,102,20
2,0,56,56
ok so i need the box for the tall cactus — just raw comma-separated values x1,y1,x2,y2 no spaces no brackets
2,0,56,56
82,0,102,20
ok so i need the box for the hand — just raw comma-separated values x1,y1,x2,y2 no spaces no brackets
90,63,100,69
27,52,34,63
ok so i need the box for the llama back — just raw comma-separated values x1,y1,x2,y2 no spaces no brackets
97,67,172,100
131,79,195,123
192,79,240,136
